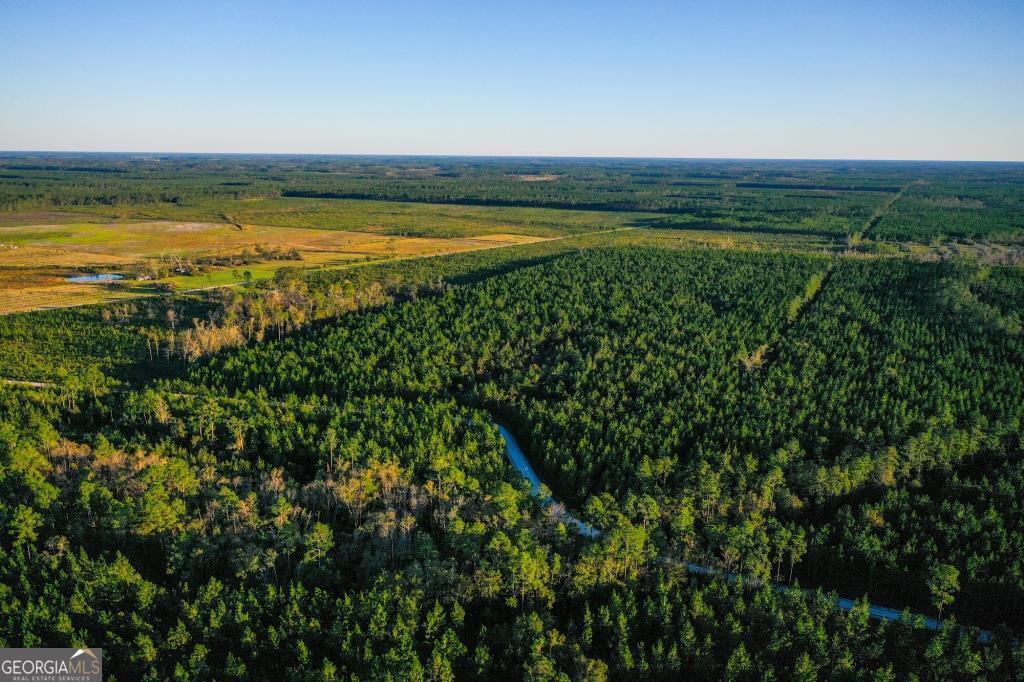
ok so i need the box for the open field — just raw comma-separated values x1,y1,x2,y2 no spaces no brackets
162,232,547,289
0,243,134,268
0,284,145,314
0,220,546,259
0,210,112,227
0,218,551,314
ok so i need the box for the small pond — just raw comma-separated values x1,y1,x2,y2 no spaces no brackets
66,273,124,283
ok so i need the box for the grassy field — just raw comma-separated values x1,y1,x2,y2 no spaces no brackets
0,220,549,260
0,210,113,227
162,232,546,289
0,213,553,314
0,276,150,315
0,220,478,257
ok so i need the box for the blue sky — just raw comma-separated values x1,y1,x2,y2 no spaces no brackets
1,0,1021,159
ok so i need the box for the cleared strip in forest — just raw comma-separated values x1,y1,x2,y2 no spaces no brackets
495,419,994,641
854,180,921,242
740,264,833,371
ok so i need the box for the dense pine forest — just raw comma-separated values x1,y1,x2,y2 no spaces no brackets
1,156,1024,679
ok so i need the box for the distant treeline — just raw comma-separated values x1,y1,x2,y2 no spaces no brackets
2,153,1023,241
734,182,901,192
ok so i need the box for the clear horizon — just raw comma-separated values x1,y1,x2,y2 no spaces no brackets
3,150,1023,164
3,1,1022,161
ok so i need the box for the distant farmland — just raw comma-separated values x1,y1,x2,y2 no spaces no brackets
0,216,550,314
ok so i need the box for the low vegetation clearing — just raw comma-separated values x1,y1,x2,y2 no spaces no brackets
0,219,553,314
